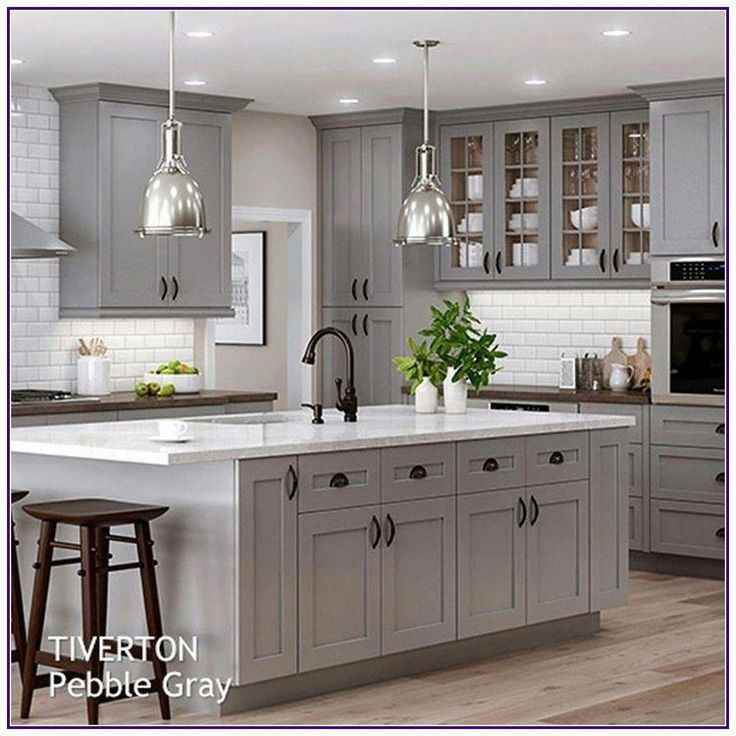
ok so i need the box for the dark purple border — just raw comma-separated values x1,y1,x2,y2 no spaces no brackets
6,4,730,730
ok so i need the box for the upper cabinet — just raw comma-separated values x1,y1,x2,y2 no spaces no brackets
649,95,724,256
52,83,249,318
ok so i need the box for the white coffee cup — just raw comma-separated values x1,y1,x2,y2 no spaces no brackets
157,419,189,440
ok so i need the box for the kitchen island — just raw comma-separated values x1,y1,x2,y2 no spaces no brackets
11,406,634,716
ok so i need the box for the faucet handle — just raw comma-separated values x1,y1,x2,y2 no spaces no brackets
301,402,324,424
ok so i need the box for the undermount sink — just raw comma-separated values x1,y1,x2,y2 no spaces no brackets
193,413,295,426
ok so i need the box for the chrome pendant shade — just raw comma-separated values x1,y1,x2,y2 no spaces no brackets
136,12,209,239
394,40,457,248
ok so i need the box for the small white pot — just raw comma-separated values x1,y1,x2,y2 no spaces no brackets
77,356,111,396
414,377,438,414
443,367,469,414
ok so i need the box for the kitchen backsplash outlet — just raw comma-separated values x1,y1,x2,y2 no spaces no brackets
468,290,651,387
11,84,195,393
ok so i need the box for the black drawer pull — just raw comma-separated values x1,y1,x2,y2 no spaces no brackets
482,252,490,275
716,472,725,483
171,275,179,301
715,527,725,539
599,249,606,273
385,513,396,547
712,221,719,248
351,278,358,301
286,464,298,501
517,497,527,528
362,314,369,336
329,472,349,488
362,278,369,301
612,249,620,273
409,465,427,480
160,276,168,301
495,251,502,274
370,515,381,549
351,314,358,336
715,423,725,435
549,451,564,465
483,457,499,473
529,495,539,526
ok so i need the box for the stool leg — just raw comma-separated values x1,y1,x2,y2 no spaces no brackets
80,526,100,725
134,521,171,721
94,527,110,677
11,513,27,673
20,520,57,719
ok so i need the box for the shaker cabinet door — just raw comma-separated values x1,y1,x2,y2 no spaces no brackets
320,307,369,408
362,308,404,405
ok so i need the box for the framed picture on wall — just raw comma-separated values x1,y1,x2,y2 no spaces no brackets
214,231,266,345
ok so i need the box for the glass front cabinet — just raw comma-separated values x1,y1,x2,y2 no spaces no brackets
551,113,610,280
493,118,550,280
438,123,493,280
611,110,650,279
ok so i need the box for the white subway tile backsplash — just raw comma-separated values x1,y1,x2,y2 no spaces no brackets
10,84,195,393
469,289,651,387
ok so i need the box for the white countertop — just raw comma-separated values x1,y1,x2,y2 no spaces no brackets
10,405,635,466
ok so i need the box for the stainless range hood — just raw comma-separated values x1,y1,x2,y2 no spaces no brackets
11,212,76,259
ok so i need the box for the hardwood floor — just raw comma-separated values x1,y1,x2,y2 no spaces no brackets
11,571,725,727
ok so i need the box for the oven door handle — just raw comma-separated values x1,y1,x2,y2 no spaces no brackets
651,290,725,305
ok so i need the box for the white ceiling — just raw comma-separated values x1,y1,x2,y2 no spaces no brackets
10,9,725,116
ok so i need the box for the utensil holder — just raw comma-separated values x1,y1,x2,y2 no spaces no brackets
77,356,111,396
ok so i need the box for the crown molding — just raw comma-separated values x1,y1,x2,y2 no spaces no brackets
629,78,724,101
310,107,423,130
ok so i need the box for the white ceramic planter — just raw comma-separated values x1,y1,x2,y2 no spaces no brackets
77,356,111,396
414,377,439,414
443,367,469,414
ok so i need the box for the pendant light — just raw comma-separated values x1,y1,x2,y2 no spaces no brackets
394,40,457,247
136,11,209,238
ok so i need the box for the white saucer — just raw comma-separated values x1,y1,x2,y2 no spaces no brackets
149,435,194,443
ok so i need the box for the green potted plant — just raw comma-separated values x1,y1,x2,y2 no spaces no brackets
419,298,506,413
392,337,444,413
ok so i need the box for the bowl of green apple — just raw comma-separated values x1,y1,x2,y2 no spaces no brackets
142,360,203,395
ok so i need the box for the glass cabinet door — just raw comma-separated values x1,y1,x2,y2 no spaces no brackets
551,114,610,279
493,119,550,280
611,110,650,279
438,123,493,281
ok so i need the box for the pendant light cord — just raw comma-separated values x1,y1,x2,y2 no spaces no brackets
168,11,175,120
422,43,429,146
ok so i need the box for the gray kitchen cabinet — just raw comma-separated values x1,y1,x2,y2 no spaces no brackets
457,436,526,494
381,497,456,654
457,489,526,638
590,429,628,610
629,497,645,552
650,446,725,505
525,431,589,486
52,84,247,317
298,505,382,671
526,480,589,624
438,122,494,280
381,443,455,502
551,113,611,280
650,405,725,449
319,307,365,408
238,457,298,684
650,96,724,255
650,500,725,560
494,118,550,280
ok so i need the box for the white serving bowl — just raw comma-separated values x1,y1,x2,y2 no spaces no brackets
143,372,203,394
630,203,650,229
569,205,598,231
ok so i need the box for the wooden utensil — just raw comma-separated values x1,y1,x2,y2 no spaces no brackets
628,337,652,388
601,337,628,389
78,338,90,356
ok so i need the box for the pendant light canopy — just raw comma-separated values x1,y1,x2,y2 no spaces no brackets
394,40,457,248
136,12,209,239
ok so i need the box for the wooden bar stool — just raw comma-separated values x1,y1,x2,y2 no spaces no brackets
11,490,29,674
20,498,171,725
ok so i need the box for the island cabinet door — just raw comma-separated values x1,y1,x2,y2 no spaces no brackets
590,430,629,611
526,480,590,625
299,505,382,671
457,490,526,638
381,497,456,655
238,457,298,684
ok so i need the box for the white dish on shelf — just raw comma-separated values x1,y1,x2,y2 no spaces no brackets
569,205,598,231
512,242,539,267
566,248,598,266
630,202,650,229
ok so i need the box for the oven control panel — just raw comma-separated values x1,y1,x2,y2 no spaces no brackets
670,260,725,282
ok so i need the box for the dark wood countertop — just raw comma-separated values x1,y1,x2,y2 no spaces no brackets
402,384,651,406
11,390,278,417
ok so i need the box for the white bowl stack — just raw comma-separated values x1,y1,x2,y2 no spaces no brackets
508,177,538,198
508,212,539,232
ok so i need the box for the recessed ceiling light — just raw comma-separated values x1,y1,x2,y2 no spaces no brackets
602,29,631,37
184,79,206,86
339,98,360,105
524,78,547,86
11,58,24,65
372,57,397,64
185,30,213,38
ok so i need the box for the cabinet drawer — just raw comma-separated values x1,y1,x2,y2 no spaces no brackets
381,443,455,502
298,450,380,512
650,446,725,504
579,403,644,445
650,500,725,560
457,437,525,494
629,497,644,552
525,432,588,486
651,405,725,448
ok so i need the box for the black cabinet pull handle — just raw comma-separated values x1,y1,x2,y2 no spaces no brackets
518,497,527,528
715,423,725,435
549,451,564,465
483,457,499,473
160,276,168,301
362,314,368,336
171,276,179,301
482,252,490,275
409,464,427,480
286,464,298,501
351,278,358,301
385,513,396,547
716,472,725,483
529,495,539,526
712,222,719,248
495,251,502,274
716,527,725,539
613,249,620,273
599,249,606,273
370,515,382,549
351,314,358,336
362,278,369,301
329,472,349,488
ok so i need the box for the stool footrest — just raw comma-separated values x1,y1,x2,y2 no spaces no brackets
49,540,81,551
35,650,91,675
43,556,82,568
97,561,143,574
106,534,138,544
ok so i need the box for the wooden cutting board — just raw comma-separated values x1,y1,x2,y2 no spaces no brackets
602,337,628,389
628,337,652,388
